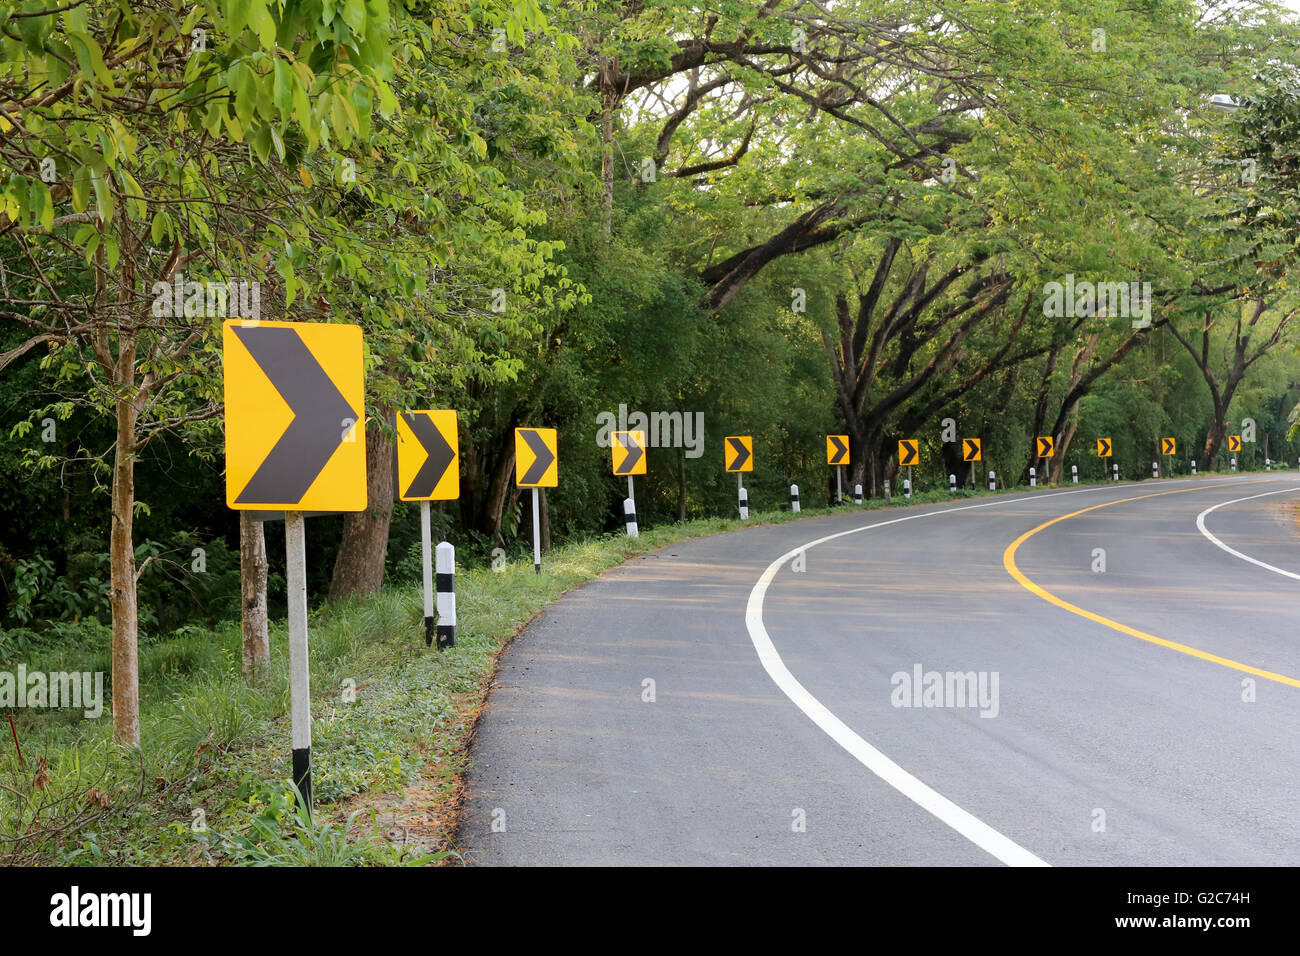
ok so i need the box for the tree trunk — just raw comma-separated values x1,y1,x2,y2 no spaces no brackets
329,413,395,602
239,513,270,681
1202,409,1229,471
109,341,140,748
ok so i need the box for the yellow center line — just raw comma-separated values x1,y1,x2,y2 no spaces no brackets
1002,482,1300,689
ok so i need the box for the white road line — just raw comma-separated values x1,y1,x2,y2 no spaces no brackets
1195,485,1300,581
744,488,1119,867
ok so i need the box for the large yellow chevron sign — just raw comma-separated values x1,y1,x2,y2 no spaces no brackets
223,320,367,511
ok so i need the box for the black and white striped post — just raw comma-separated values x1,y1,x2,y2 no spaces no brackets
903,478,912,500
988,470,996,492
854,484,863,505
1071,464,1078,485
624,472,638,537
790,484,800,513
435,541,455,650
420,500,435,646
1152,460,1159,479
531,487,542,574
284,511,312,812
1112,462,1119,482
1029,466,1037,488
949,473,956,493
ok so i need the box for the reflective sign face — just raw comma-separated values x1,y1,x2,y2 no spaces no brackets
962,438,981,462
1036,436,1054,457
515,427,558,487
612,430,647,476
1227,435,1242,452
826,435,850,466
223,320,367,511
1096,438,1112,457
898,440,919,466
725,436,753,472
397,410,459,501
1161,437,1176,455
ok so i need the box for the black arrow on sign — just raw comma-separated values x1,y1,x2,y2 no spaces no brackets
727,437,751,470
1098,438,1111,456
614,432,644,475
828,435,848,465
233,326,358,505
963,439,979,461
402,413,456,498
520,429,556,484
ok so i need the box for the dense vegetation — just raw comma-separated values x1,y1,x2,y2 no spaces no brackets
4,0,1300,861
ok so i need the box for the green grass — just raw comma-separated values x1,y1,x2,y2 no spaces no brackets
0,469,1265,865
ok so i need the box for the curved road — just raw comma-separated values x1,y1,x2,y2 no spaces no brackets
457,474,1300,865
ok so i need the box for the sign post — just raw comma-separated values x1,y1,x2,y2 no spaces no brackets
827,435,849,504
962,438,981,489
396,410,459,648
515,427,558,572
1036,436,1054,483
612,430,646,538
223,320,368,812
725,436,753,519
1161,437,1176,478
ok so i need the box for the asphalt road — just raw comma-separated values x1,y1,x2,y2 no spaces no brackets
457,473,1300,865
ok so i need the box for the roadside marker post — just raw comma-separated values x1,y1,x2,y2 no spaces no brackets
790,484,801,513
435,542,456,649
854,484,863,505
396,409,460,648
515,427,558,573
222,319,368,813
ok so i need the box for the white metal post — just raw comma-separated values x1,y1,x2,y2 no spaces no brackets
285,511,312,811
